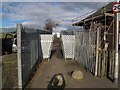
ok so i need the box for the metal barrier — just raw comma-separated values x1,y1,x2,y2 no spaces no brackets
61,35,75,60
74,30,98,74
17,24,52,88
40,35,53,59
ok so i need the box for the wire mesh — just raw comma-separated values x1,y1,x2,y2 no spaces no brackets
74,31,97,74
17,25,52,88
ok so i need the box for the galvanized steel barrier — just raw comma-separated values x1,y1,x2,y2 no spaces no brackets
17,24,52,88
74,30,98,75
40,34,53,59
61,35,75,60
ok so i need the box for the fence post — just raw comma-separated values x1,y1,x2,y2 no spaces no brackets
114,5,119,83
0,32,2,89
17,24,22,89
95,28,100,76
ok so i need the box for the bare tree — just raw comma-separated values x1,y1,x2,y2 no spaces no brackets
44,19,56,32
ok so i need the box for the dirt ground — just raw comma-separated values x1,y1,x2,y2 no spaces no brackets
26,37,118,89
2,53,18,88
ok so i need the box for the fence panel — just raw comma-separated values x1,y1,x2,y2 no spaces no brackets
40,35,53,59
21,28,41,88
17,24,52,88
61,35,75,60
75,31,97,74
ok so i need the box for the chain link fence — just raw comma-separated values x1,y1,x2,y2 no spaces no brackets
17,24,52,88
21,28,41,88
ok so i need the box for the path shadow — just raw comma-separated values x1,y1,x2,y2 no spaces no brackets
50,50,56,59
50,36,64,59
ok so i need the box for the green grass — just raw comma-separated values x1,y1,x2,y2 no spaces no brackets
0,33,14,39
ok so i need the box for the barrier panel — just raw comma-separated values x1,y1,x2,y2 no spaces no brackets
40,35,53,59
61,35,75,60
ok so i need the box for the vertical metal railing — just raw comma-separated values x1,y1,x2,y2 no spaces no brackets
75,30,97,75
74,29,116,80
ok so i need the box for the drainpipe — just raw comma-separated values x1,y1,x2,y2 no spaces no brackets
114,0,119,84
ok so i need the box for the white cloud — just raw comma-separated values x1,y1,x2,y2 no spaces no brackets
2,2,110,28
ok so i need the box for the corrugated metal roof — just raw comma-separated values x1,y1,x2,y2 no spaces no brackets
73,2,114,26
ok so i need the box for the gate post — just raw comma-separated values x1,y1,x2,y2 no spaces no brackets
114,4,119,83
17,24,22,89
95,28,100,76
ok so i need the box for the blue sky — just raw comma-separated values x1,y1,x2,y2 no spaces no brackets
1,2,110,28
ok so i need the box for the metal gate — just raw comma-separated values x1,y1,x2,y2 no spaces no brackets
61,35,75,60
74,30,98,75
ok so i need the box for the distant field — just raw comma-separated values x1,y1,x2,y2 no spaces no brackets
0,33,15,39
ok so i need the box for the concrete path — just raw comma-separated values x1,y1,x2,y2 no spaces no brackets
26,37,118,88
